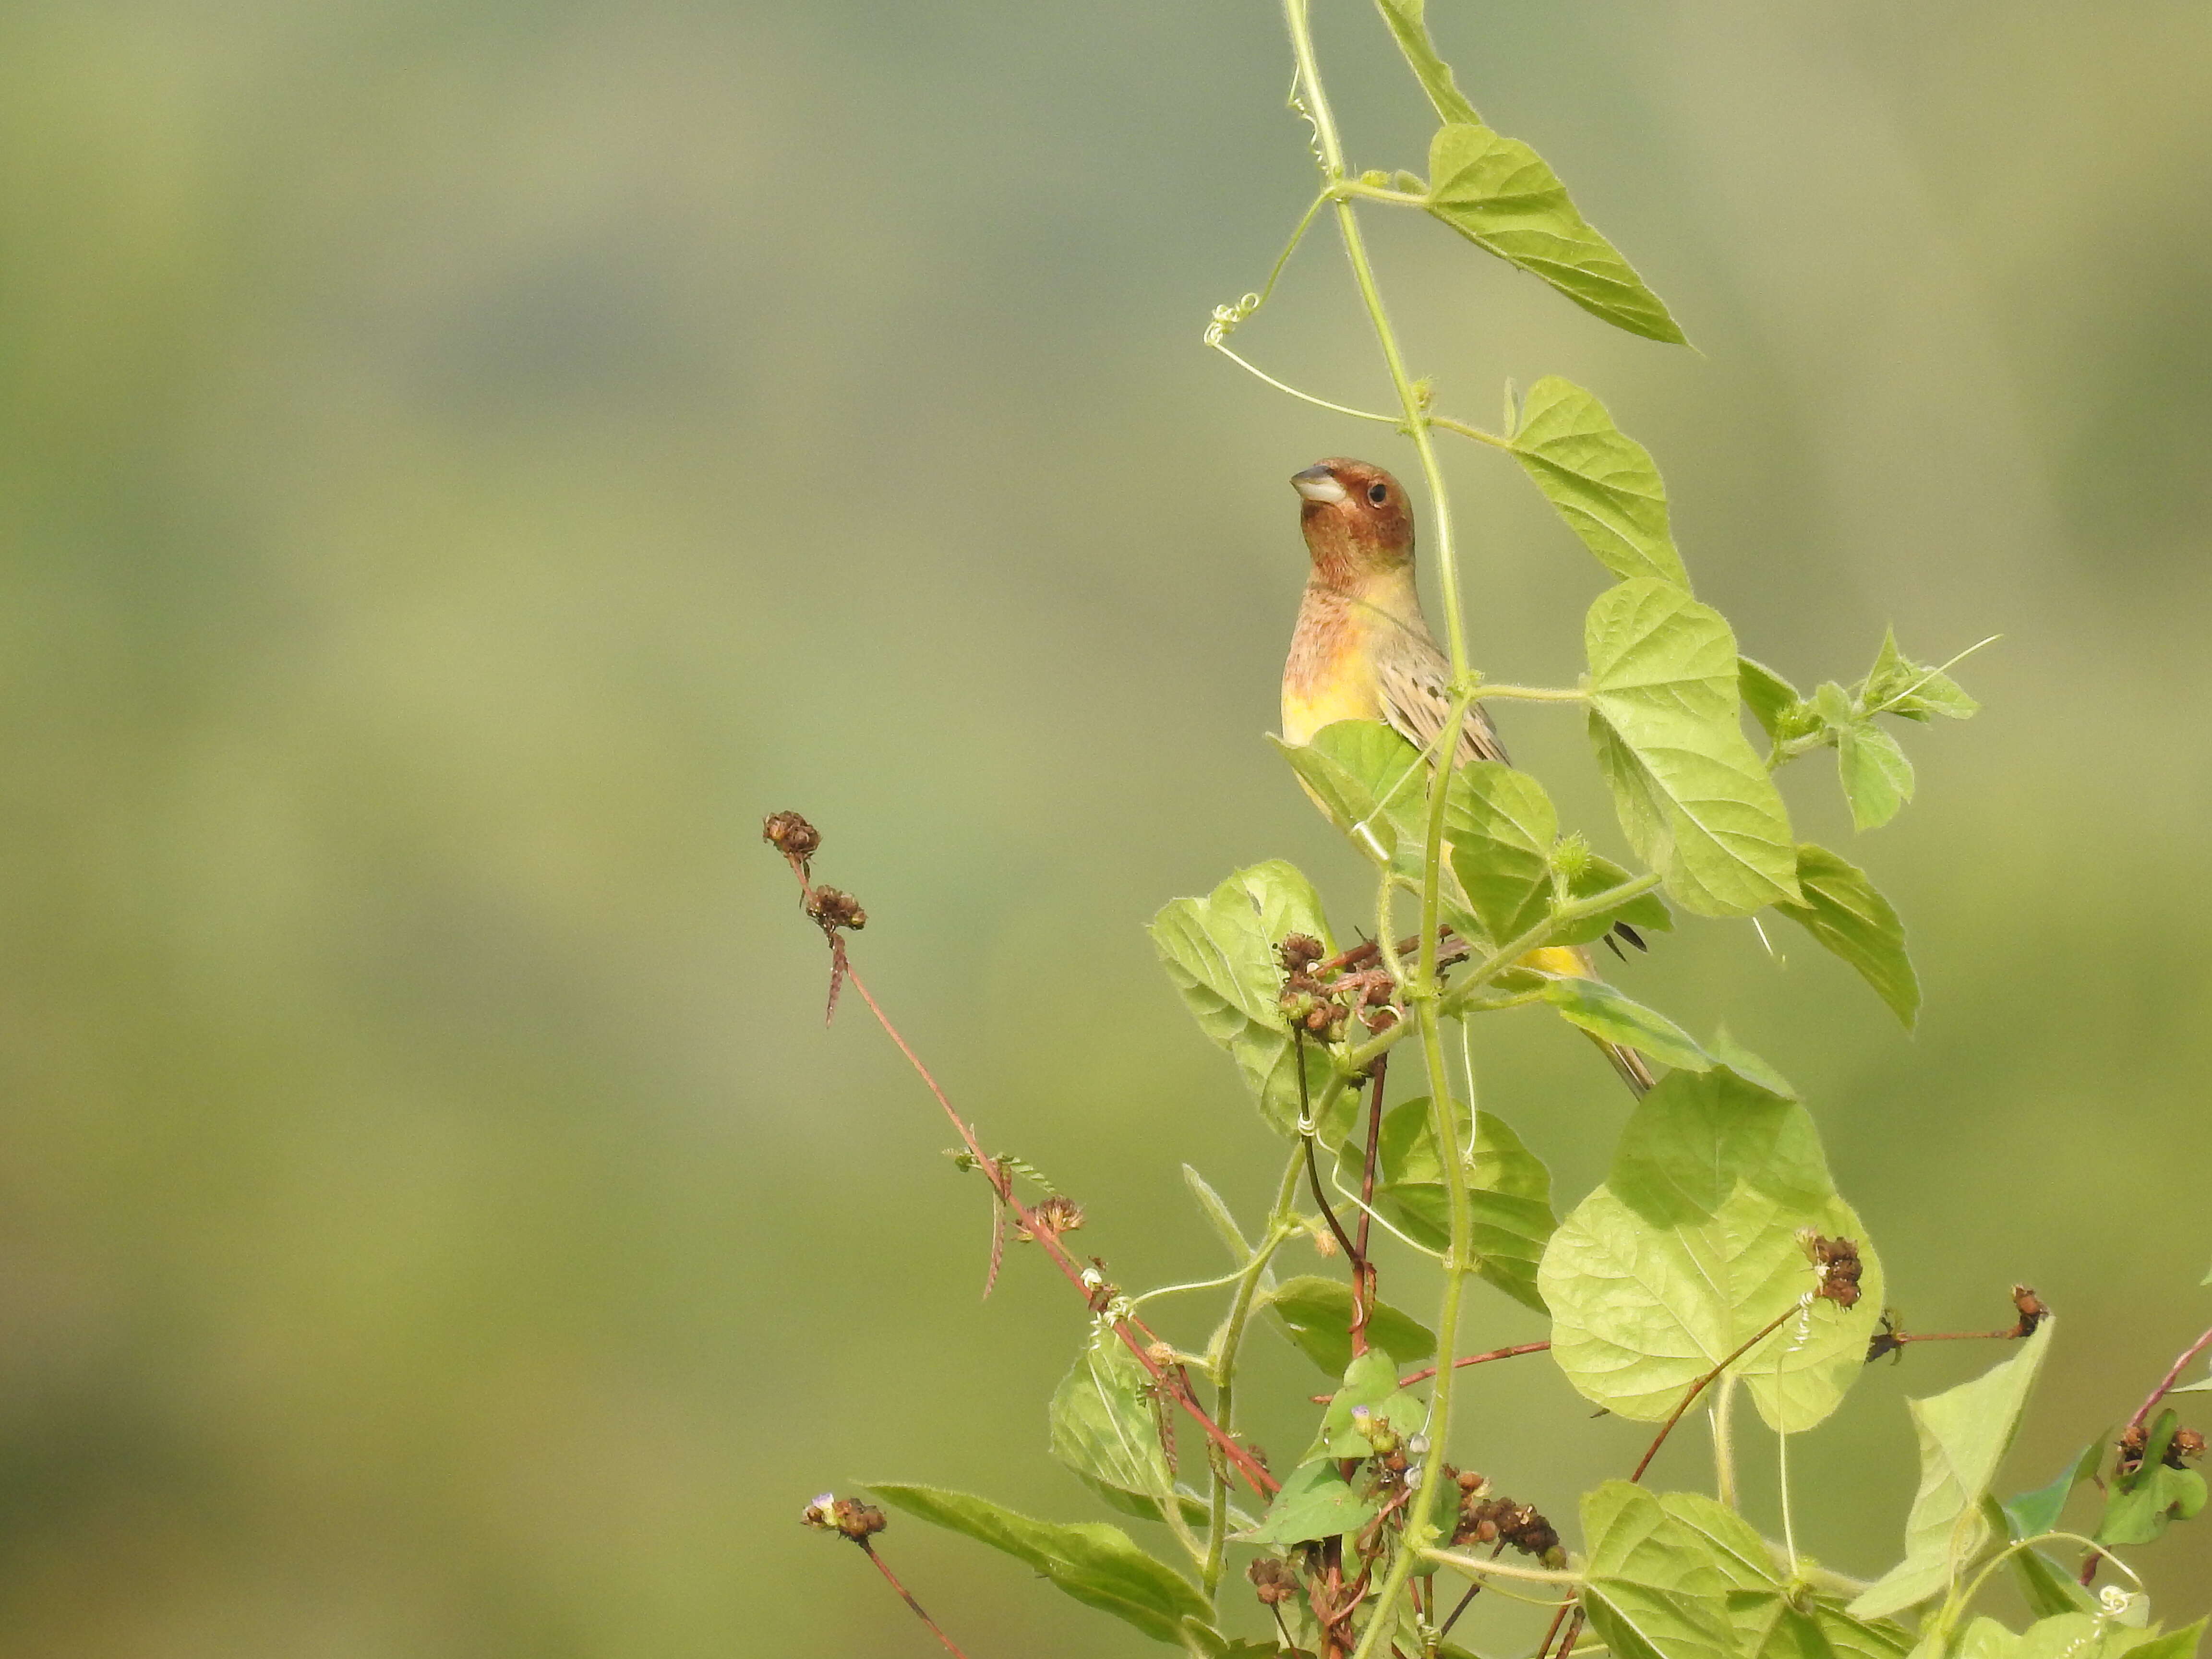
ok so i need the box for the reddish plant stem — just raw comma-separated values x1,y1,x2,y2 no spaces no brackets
783,854,1277,1496
2126,1321,2212,1438
1383,1342,1550,1395
1348,1056,1388,1357
858,1541,974,1659
1532,1597,1576,1659
1630,1303,1801,1484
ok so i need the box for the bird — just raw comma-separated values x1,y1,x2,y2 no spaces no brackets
1280,456,1654,1095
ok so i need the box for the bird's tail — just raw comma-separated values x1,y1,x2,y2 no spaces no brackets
1520,943,1655,1098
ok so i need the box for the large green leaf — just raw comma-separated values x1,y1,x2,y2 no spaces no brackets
1838,723,1914,831
1445,760,1557,945
1509,377,1688,589
1049,1328,1207,1527
1272,720,1429,878
1150,860,1336,1136
1264,1274,1436,1379
1370,0,1481,126
1539,974,1713,1074
1586,580,1800,916
870,1482,1209,1645
1423,125,1686,345
1360,1095,1555,1311
1540,1069,1882,1432
1577,1482,1738,1659
1847,1321,2056,1619
1654,1491,1912,1657
1236,1457,1380,1548
1774,844,1920,1028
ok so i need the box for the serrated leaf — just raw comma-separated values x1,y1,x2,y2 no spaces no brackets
1586,580,1800,916
1577,1482,1738,1659
1740,657,1806,743
1273,721,1429,877
1539,974,1713,1073
1847,1321,2056,1619
1049,1327,1208,1527
1150,861,1336,1137
1775,844,1920,1028
1541,1070,1881,1433
1551,849,1673,946
1509,377,1688,588
870,1482,1208,1645
1446,761,1557,946
1838,724,1914,832
1264,1275,1435,1379
1359,1096,1555,1311
1237,1457,1379,1548
1424,125,1686,345
2098,1410,2209,1546
1371,0,1481,126
1306,1347,1428,1463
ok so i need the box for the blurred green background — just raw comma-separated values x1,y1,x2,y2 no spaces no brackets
2,0,2210,1652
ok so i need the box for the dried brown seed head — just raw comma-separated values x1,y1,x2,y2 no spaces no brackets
1276,934,1325,974
1014,1194,1085,1242
806,886,867,933
763,811,822,861
2169,1428,2206,1467
2011,1285,2050,1335
1804,1234,1864,1308
1248,1557,1298,1605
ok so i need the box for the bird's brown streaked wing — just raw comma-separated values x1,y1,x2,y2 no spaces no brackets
1375,638,1510,768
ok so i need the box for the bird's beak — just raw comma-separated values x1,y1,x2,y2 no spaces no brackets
1291,465,1347,504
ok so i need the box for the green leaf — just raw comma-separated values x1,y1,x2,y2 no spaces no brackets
1238,1457,1381,1549
1508,377,1688,589
2009,1543,2098,1617
1049,1328,1208,1527
1586,580,1800,916
1539,974,1713,1074
1272,721,1429,877
1446,761,1557,946
1264,1275,1436,1379
870,1482,1209,1645
1371,0,1481,126
1861,629,1981,723
2098,1409,2210,1546
1838,723,1914,832
2126,1621,2209,1659
2004,1440,2104,1539
1817,1605,1915,1659
1150,860,1336,1136
1774,844,1920,1028
1577,1482,1738,1659
1847,1321,2056,1619
1423,125,1686,345
1361,1096,1555,1311
1740,657,1808,743
1540,1069,1883,1432
1305,1348,1427,1463
1550,846,1673,946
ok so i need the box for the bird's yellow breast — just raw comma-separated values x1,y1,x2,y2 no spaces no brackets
1281,593,1386,745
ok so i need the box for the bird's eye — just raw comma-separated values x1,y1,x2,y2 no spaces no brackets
1366,482,1389,505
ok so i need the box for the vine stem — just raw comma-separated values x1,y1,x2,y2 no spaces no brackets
1277,12,1479,1650
2125,1320,2212,1437
857,1541,974,1659
1204,1147,1308,1598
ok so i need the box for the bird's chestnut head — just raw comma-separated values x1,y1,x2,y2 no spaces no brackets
1292,458,1414,585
